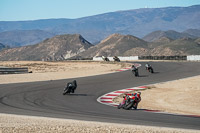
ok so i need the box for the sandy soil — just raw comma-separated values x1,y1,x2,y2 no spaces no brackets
0,61,200,133
0,61,129,84
113,76,200,116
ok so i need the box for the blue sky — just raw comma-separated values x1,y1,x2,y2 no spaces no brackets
0,0,200,21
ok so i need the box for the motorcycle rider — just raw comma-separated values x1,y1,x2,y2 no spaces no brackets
113,56,120,62
131,65,139,77
131,92,141,109
132,92,141,103
145,63,151,70
65,80,77,93
119,92,141,109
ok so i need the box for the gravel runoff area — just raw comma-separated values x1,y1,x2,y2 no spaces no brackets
0,61,200,133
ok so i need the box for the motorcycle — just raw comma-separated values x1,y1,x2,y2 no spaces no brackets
131,67,139,77
63,80,77,95
102,56,110,61
118,95,138,110
145,64,154,73
146,66,154,73
113,56,120,62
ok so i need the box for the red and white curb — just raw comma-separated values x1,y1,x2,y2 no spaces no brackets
97,86,147,106
97,62,200,117
97,86,200,118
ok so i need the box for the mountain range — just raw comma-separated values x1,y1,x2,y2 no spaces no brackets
0,34,92,61
0,5,200,46
0,33,200,61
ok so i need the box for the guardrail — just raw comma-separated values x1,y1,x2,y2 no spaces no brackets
138,56,187,60
0,67,29,74
93,55,200,61
187,55,200,61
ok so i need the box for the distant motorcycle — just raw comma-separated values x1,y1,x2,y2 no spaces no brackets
145,64,154,73
131,65,139,77
113,56,120,62
63,80,77,95
147,66,154,73
102,56,110,61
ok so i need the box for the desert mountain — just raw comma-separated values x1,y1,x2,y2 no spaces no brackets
75,34,148,58
147,37,200,56
143,30,196,42
0,5,200,44
0,34,92,61
77,34,200,58
0,43,6,50
0,30,55,47
183,29,200,37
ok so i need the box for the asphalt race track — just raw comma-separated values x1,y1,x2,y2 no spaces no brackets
0,62,200,130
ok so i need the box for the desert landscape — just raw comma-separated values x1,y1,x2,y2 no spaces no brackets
0,61,200,133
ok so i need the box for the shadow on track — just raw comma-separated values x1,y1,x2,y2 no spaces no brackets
63,93,88,96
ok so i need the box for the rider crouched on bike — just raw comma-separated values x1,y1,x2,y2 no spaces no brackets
145,63,151,70
132,92,141,103
65,80,77,93
119,92,141,109
128,92,141,109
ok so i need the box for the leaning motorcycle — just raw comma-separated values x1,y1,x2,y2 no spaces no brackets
63,80,77,95
113,56,120,62
63,84,73,95
118,96,138,110
147,66,154,73
131,68,139,77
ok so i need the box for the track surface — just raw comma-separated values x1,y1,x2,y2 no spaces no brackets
0,62,200,130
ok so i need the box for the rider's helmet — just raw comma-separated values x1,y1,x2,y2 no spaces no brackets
137,92,141,95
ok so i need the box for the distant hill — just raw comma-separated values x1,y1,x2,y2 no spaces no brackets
143,30,196,42
146,37,200,56
75,34,148,58
183,29,200,37
1,33,200,61
0,5,200,44
0,34,92,61
76,34,200,58
0,43,5,50
0,30,55,47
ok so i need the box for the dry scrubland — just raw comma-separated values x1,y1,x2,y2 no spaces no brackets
0,61,200,133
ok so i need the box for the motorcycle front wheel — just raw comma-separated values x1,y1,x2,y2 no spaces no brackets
123,102,134,110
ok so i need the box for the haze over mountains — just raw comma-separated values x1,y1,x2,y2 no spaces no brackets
0,5,200,46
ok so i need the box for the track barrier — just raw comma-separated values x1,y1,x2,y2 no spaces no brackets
0,67,29,74
93,55,200,61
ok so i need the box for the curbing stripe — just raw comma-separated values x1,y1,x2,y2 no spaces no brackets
97,63,200,118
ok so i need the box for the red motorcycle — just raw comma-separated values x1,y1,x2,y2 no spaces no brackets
118,93,141,110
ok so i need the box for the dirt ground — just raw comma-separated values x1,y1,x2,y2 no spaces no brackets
0,61,200,133
113,76,200,116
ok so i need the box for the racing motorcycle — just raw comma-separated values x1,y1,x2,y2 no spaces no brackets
131,66,139,77
118,95,138,110
63,80,77,95
113,56,120,62
146,66,154,73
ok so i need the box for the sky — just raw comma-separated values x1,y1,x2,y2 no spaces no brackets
0,0,200,21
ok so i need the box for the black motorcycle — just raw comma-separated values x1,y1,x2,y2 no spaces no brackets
63,80,77,95
131,67,139,77
113,56,120,62
147,66,154,73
